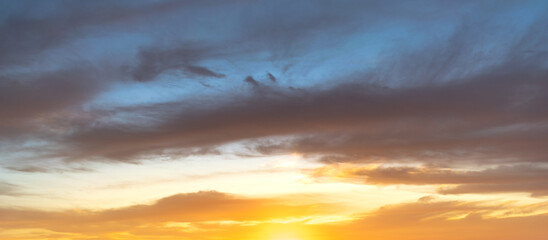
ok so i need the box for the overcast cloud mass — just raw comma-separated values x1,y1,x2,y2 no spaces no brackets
1,0,548,239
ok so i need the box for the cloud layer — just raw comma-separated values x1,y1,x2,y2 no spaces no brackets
311,164,548,196
1,2,548,239
1,191,547,240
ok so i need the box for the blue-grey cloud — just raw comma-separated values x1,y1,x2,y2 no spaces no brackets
0,0,546,174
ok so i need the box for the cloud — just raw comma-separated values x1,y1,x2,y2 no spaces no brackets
0,68,103,123
129,43,227,82
4,166,50,173
0,192,547,240
244,76,260,87
63,57,548,161
0,66,111,143
26,2,538,163
440,182,548,197
0,0,216,68
4,165,92,174
267,72,277,82
184,65,225,78
122,0,487,82
0,181,25,197
2,2,548,239
331,198,548,240
1,1,547,167
0,191,329,237
310,164,548,196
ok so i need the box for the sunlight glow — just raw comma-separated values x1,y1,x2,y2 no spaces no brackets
269,232,303,240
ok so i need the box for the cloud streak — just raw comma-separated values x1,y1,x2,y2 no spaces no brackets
0,191,330,237
64,58,548,163
0,192,546,240
310,164,548,196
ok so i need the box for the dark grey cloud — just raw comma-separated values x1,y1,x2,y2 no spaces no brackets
57,8,548,161
0,0,217,68
129,43,224,82
0,68,103,124
1,0,547,170
244,76,260,87
184,65,225,78
267,72,276,82
123,0,486,82
62,61,548,162
0,1,229,138
0,66,112,143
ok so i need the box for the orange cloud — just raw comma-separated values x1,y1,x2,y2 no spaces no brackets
332,198,548,240
0,191,335,239
1,191,548,240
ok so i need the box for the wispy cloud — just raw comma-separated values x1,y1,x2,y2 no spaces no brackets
310,164,548,196
0,192,546,239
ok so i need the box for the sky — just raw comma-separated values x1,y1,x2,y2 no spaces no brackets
1,0,548,239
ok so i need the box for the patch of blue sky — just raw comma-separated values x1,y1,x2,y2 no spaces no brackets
86,75,209,109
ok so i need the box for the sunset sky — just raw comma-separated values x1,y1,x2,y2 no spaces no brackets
1,0,548,239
